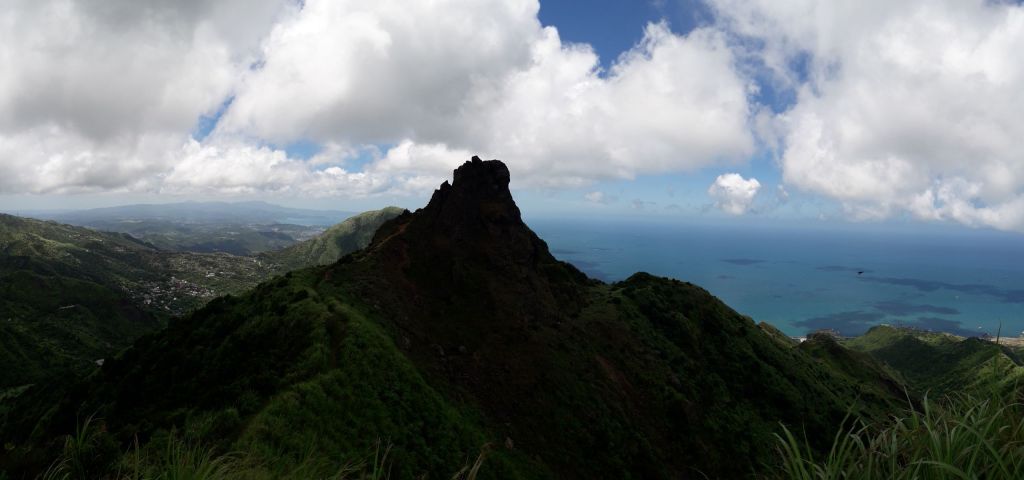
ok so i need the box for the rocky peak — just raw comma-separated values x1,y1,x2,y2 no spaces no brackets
419,156,521,232
452,156,511,197
358,155,588,327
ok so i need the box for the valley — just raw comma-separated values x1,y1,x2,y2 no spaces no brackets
0,207,402,390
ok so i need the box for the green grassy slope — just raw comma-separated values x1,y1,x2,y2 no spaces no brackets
0,209,400,391
2,270,909,478
0,160,912,479
0,215,166,388
0,213,275,316
0,214,289,389
0,269,536,479
797,333,912,411
846,325,1024,396
261,207,404,272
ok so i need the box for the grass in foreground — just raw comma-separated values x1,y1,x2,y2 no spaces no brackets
772,391,1024,479
29,415,488,480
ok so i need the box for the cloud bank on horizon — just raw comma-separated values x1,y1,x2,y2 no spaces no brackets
1,0,1022,231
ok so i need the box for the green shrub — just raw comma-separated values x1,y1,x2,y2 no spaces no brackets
770,391,1024,479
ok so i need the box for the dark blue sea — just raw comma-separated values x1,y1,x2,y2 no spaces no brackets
529,217,1024,338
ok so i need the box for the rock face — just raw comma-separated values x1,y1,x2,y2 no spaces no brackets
433,156,516,223
372,156,547,265
360,156,588,334
416,157,539,267
342,158,594,457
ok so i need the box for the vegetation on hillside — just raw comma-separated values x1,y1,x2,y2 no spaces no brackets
846,325,1024,396
771,390,1024,479
6,160,1020,479
0,208,398,390
32,415,487,480
30,389,1024,480
36,201,353,255
796,333,913,414
0,159,916,479
762,327,1024,479
261,207,404,272
0,215,166,388
0,213,276,314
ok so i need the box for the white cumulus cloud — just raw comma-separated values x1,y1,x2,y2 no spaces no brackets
0,0,757,199
0,0,287,194
8,0,1023,234
708,173,761,214
216,0,756,189
710,0,1024,230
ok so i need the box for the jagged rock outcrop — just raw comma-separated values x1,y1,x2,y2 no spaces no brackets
355,156,589,333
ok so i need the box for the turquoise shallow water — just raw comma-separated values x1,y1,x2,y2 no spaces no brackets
529,218,1024,337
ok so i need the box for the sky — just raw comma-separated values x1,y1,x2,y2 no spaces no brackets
1,0,1023,233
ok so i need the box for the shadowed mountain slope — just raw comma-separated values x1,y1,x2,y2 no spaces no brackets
1,158,910,479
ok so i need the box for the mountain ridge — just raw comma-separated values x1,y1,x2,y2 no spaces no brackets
1,157,912,479
262,206,405,271
847,325,1024,396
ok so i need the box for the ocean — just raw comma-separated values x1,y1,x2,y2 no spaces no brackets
529,217,1024,338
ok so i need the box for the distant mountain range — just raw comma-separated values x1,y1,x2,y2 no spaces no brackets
23,201,353,227
14,201,357,255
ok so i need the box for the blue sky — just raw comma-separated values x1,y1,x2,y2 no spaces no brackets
527,0,795,223
523,0,775,220
0,0,1022,234
539,0,711,66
